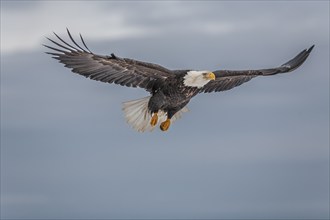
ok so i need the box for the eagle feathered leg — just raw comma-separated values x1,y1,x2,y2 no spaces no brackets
150,112,158,127
160,118,171,131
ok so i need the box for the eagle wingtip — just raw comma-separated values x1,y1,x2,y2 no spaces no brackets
308,45,315,53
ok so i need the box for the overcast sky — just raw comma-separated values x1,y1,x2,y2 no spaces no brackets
1,1,329,219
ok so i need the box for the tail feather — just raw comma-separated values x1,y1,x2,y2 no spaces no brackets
122,96,188,132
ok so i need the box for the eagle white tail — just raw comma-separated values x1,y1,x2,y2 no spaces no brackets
122,96,189,132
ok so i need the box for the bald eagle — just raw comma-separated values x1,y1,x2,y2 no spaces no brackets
44,29,314,132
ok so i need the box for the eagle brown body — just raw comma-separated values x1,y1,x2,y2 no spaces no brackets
44,29,314,132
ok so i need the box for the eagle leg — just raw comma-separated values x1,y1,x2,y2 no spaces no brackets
160,118,171,131
150,112,158,127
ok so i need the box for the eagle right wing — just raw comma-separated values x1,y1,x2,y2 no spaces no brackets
201,45,314,93
44,29,174,90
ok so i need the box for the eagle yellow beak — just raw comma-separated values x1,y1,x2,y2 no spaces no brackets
207,72,216,80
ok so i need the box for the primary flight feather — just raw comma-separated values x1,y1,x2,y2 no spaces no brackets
44,29,314,132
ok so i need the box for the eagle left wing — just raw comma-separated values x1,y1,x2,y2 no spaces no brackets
201,45,314,93
44,29,174,91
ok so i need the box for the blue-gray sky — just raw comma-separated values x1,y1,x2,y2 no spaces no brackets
1,1,329,219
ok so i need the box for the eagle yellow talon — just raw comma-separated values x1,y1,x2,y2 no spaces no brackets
150,112,158,126
160,119,171,131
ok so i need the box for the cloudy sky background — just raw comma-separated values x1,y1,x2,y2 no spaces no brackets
1,1,329,219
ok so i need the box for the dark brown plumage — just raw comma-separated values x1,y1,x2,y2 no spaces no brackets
44,29,314,132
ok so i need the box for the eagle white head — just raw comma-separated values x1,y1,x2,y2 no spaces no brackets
183,70,216,88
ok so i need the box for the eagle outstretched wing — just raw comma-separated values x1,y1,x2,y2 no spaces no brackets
44,29,173,90
201,45,314,93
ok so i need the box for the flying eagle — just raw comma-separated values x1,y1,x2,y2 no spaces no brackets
44,29,314,132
